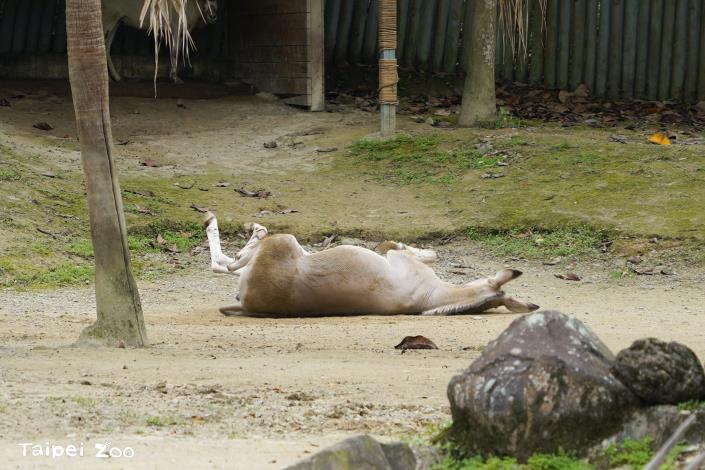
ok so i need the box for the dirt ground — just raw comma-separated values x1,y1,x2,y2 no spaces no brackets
1,247,705,469
1,81,705,469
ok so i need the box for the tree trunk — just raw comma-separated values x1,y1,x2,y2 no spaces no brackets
66,0,147,347
459,0,497,127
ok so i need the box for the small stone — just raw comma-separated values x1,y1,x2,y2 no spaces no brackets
612,338,705,405
263,141,277,149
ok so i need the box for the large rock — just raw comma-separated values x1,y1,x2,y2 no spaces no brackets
612,338,705,405
283,435,430,470
447,311,637,460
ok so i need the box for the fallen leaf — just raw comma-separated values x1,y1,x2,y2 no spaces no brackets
648,132,671,145
394,335,439,351
33,122,53,131
190,203,208,213
558,90,573,104
609,134,628,144
286,127,326,137
135,205,155,215
125,189,155,198
631,266,654,275
155,234,166,246
36,227,57,238
255,208,298,217
573,83,590,97
236,188,271,198
140,159,161,167
555,272,581,281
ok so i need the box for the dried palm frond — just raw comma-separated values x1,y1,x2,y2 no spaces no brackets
139,0,199,92
498,0,546,60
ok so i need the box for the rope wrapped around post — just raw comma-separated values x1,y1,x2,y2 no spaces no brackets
378,59,398,104
379,0,397,49
378,0,397,136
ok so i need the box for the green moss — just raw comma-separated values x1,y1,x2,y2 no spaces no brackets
0,168,20,181
465,226,607,260
67,239,95,258
1,263,93,289
602,438,652,469
347,134,508,184
432,452,590,470
677,400,705,411
146,415,182,427
526,453,592,470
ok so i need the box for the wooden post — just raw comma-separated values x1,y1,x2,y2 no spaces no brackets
309,0,325,111
379,0,398,137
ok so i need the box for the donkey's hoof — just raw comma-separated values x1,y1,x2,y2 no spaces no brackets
203,211,216,228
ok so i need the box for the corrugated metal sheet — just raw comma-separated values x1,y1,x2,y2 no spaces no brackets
1,0,704,102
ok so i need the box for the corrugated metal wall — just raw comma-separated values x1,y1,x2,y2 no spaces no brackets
1,0,705,102
325,0,705,103
0,0,226,59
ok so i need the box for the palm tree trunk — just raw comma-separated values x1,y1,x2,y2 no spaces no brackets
459,0,497,127
66,0,147,347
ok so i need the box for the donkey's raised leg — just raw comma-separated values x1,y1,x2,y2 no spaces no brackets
224,223,268,272
377,241,438,264
204,212,235,274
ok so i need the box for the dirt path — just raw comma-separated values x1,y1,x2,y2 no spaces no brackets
2,243,704,469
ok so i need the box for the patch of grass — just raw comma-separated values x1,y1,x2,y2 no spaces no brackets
70,396,96,407
677,399,705,411
572,154,604,165
602,437,686,470
465,226,607,260
552,143,572,152
433,452,590,470
526,453,592,470
347,134,507,184
146,415,182,427
478,109,526,129
67,239,94,258
128,222,203,254
1,263,93,289
0,168,20,181
603,438,652,468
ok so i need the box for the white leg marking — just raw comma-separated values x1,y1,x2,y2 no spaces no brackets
225,223,268,272
204,212,235,274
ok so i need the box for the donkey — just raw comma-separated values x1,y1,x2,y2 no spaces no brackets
102,0,218,83
203,212,539,317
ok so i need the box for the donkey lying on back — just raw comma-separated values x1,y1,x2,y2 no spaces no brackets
204,212,539,317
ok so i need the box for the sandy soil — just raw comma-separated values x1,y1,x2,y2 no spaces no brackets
2,242,705,469
1,81,705,468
